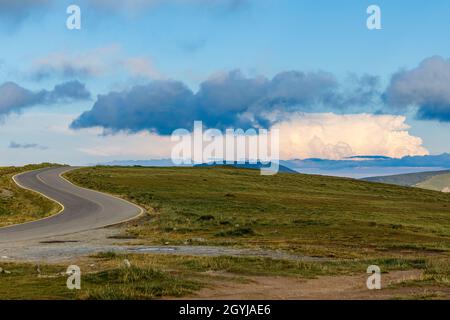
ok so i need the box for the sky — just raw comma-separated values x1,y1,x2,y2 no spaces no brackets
1,0,450,165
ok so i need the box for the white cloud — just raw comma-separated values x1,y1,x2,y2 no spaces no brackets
274,113,429,159
78,131,172,158
29,45,160,80
30,45,120,80
122,57,161,79
77,113,428,161
0,110,428,166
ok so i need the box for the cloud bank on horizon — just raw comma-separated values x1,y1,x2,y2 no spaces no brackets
75,112,427,160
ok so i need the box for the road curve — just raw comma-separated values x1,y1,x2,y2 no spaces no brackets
0,166,143,243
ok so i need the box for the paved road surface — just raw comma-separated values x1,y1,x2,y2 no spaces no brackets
0,166,142,243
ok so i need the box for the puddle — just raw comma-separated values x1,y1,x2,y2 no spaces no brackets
39,240,79,244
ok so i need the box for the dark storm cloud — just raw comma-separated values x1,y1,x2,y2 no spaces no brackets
384,56,450,121
71,80,196,135
0,80,90,116
70,70,381,135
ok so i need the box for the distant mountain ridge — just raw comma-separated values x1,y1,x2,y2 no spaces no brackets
283,153,450,170
95,153,450,178
195,161,298,173
362,170,450,187
96,159,297,173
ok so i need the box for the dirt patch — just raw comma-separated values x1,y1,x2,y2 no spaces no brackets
0,226,323,263
0,189,13,199
186,269,449,300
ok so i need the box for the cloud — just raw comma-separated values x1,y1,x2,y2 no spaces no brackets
275,113,428,159
0,80,90,116
71,80,195,134
179,38,207,53
122,57,161,79
9,141,47,150
84,0,247,14
75,113,427,160
0,0,51,30
29,46,161,81
0,0,245,30
71,70,381,134
30,46,120,80
77,131,172,158
385,56,450,121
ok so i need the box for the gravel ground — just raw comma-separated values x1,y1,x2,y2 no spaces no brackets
0,226,324,264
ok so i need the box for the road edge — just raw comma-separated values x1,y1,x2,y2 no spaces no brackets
0,166,145,233
60,167,146,227
0,167,66,231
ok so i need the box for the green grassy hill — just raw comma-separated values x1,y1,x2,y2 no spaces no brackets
0,164,61,227
65,166,450,259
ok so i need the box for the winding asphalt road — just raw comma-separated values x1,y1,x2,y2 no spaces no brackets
0,166,143,243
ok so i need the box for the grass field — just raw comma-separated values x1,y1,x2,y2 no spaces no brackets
0,164,61,227
2,252,447,300
65,166,450,259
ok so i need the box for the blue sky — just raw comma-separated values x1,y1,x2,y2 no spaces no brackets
1,0,450,165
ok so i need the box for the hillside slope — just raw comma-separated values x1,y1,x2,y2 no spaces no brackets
362,170,450,187
416,173,450,192
66,166,450,258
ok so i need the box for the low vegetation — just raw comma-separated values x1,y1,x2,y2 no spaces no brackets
65,166,450,259
0,256,201,300
0,164,61,227
1,253,445,300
